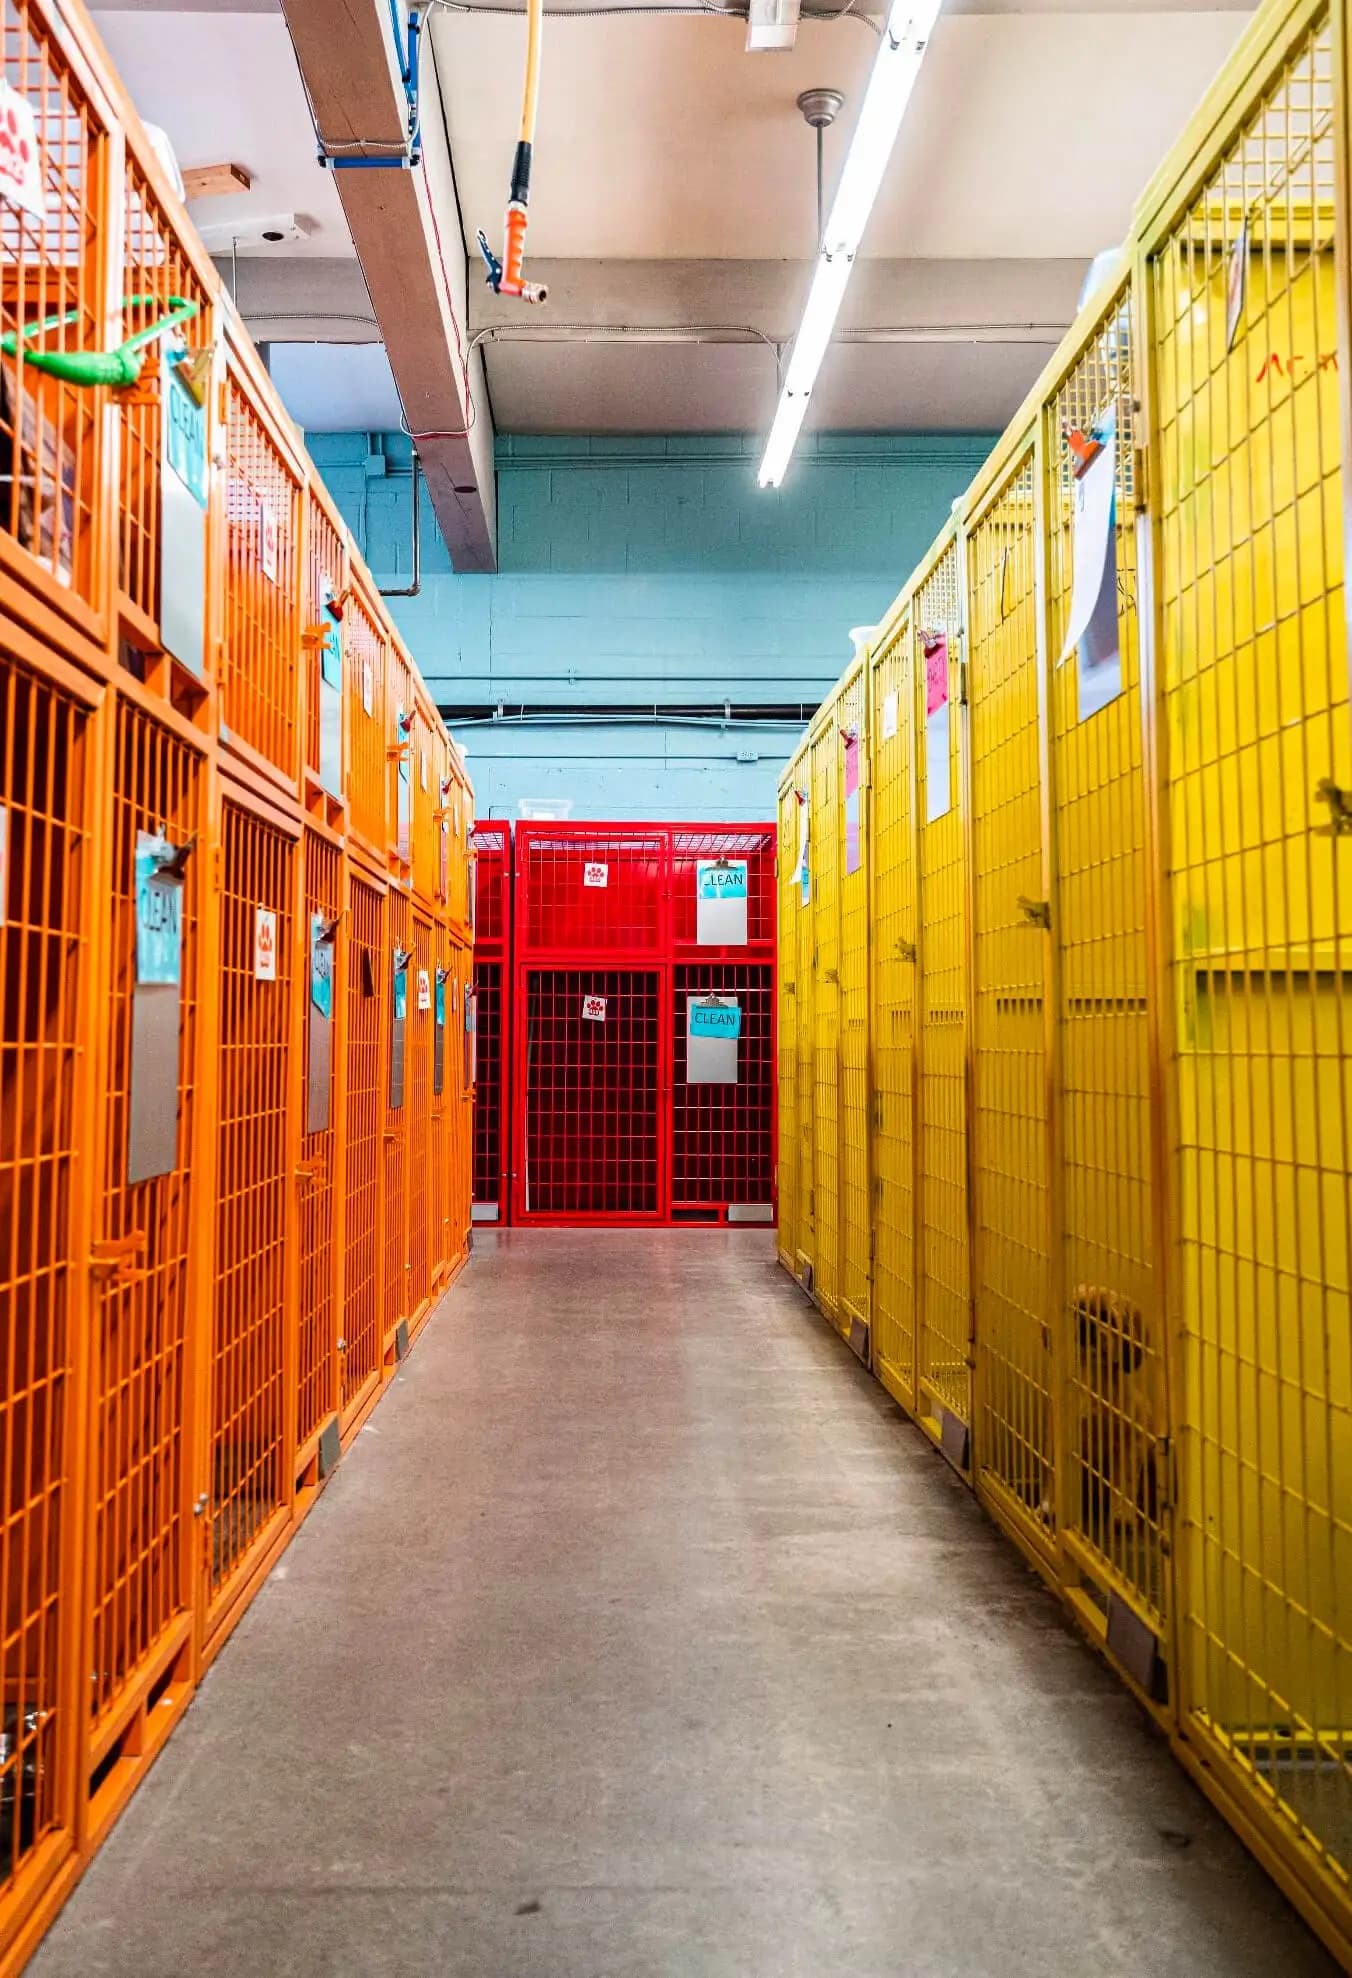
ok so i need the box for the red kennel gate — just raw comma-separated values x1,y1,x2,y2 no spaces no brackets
509,823,777,1227
470,823,511,1224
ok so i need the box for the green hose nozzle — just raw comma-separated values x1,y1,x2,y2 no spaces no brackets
1,295,200,390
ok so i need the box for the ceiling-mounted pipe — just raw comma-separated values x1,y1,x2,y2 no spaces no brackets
380,450,423,598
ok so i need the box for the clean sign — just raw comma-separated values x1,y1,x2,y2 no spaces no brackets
695,858,748,947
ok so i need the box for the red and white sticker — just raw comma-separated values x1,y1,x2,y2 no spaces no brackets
0,82,44,222
254,906,278,981
581,994,607,1023
417,968,431,1012
583,861,608,889
259,499,278,584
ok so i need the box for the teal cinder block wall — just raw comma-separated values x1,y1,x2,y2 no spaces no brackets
306,431,995,821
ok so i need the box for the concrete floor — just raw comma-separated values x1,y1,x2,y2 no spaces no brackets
34,1231,1337,1978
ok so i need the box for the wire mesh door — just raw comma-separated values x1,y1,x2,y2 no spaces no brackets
1149,4,1351,1891
516,969,663,1221
837,668,871,1339
297,828,341,1463
517,827,668,957
344,583,388,856
90,707,202,1747
302,485,345,794
869,621,918,1410
222,364,301,783
914,541,972,1461
407,911,433,1319
117,156,209,657
670,826,776,953
776,783,800,1270
0,0,106,620
208,800,296,1631
0,653,89,1922
472,959,505,1220
1047,290,1163,1667
671,965,774,1220
429,928,452,1279
809,717,841,1321
342,874,384,1421
967,448,1056,1558
383,888,410,1346
792,775,815,1281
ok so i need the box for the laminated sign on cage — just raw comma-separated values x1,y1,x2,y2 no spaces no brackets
687,995,741,1084
695,858,748,945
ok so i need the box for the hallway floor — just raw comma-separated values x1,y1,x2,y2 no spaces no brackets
35,1232,1336,1978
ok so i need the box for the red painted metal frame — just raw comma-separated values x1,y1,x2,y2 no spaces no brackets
507,822,777,1228
471,822,512,1223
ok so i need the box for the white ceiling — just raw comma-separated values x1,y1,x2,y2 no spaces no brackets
94,9,352,255
435,8,1248,261
89,0,1255,436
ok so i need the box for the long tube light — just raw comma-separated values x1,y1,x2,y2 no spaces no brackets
758,0,944,488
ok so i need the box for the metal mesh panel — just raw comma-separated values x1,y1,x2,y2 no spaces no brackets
670,825,776,951
837,671,870,1327
809,720,840,1317
407,912,432,1313
344,585,387,853
870,625,917,1407
342,875,384,1412
775,786,799,1269
1151,8,1351,1886
452,940,475,1258
387,646,412,871
471,822,510,954
793,781,815,1275
117,158,208,635
518,968,660,1219
438,754,470,929
0,0,104,607
472,960,504,1212
411,709,438,902
1047,292,1161,1623
303,489,343,783
91,706,200,1726
914,544,970,1439
383,888,410,1338
222,369,300,779
672,964,773,1209
210,801,293,1603
297,829,340,1454
518,827,667,956
0,653,86,1897
968,452,1055,1544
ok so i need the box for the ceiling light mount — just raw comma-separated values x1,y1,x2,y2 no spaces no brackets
796,87,844,129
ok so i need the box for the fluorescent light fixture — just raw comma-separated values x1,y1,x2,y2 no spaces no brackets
758,0,944,488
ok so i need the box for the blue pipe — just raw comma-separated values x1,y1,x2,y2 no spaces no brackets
318,6,422,168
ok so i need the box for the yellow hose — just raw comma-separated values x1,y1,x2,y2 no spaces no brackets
519,0,543,144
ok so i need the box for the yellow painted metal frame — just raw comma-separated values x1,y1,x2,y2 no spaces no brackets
774,0,1352,1954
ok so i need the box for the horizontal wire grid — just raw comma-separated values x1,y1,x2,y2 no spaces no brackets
1154,10,1351,1879
472,962,503,1208
670,827,776,950
297,829,340,1452
1047,294,1161,1618
838,674,871,1321
470,824,510,952
0,1,102,604
915,548,970,1429
870,632,917,1402
520,829,666,954
776,792,799,1260
810,726,840,1312
92,707,199,1726
210,803,292,1599
344,589,387,851
968,455,1056,1539
383,889,410,1334
117,159,207,635
671,964,773,1206
303,492,343,782
520,969,660,1217
407,914,432,1311
342,878,384,1408
0,655,86,1891
222,376,299,778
